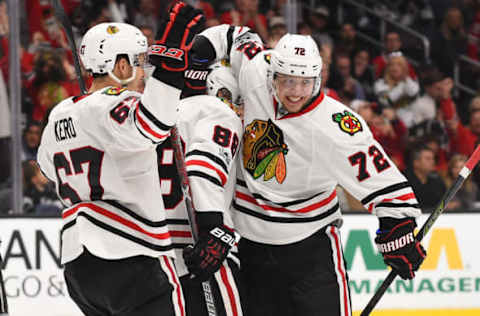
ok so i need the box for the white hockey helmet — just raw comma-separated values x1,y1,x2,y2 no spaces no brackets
79,22,148,85
268,34,323,104
207,62,241,105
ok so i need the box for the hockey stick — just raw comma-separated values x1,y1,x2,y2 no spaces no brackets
361,145,480,316
0,240,9,315
170,129,218,316
51,0,87,94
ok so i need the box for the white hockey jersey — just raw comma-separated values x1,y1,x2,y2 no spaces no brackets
157,95,242,276
200,25,422,245
157,95,244,316
37,78,179,264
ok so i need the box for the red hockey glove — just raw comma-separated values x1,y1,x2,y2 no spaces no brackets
375,217,426,280
183,212,235,282
149,1,205,89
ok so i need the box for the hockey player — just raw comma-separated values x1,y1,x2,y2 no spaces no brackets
190,25,427,316
36,3,205,316
158,63,244,316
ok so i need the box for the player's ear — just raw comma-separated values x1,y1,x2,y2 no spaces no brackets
113,57,132,80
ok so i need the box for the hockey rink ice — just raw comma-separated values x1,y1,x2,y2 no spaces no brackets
1,213,479,316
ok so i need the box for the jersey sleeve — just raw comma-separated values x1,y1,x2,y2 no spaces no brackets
184,108,242,215
104,78,180,150
320,127,422,219
199,24,264,77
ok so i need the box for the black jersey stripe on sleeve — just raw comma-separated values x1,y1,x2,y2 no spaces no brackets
232,201,340,223
361,182,412,205
133,111,160,144
187,170,223,187
187,150,228,173
138,101,173,131
236,179,326,207
226,25,235,57
62,214,175,252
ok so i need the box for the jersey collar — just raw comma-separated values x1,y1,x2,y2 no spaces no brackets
273,92,325,120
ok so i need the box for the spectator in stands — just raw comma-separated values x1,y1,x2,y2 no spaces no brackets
402,68,456,129
298,22,312,36
352,48,376,101
404,145,446,211
469,96,480,112
335,23,364,57
334,52,366,104
22,121,42,162
22,159,61,215
430,7,468,77
374,53,419,111
320,45,340,100
139,25,155,47
220,0,268,40
467,6,480,61
132,0,158,35
443,154,478,210
266,16,287,48
308,5,333,49
27,50,79,122
446,108,480,157
372,31,417,79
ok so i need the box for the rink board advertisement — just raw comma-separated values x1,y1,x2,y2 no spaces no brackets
1,214,480,315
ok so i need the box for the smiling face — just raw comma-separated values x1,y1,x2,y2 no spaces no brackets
274,74,315,113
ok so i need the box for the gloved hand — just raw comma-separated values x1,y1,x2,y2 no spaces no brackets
183,212,235,282
149,1,205,89
375,217,426,280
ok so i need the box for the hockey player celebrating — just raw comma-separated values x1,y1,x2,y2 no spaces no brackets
158,63,244,316
37,3,204,316
191,25,427,316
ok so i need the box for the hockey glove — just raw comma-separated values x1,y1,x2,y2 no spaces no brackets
183,212,235,282
149,1,205,89
375,217,426,280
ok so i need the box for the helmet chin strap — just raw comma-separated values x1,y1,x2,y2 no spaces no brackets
108,67,137,86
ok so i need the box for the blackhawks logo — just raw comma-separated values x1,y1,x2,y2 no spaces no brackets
332,110,363,136
243,119,288,184
106,25,119,34
103,87,127,96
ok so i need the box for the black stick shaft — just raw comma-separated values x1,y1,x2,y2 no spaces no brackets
52,0,87,95
0,242,8,314
170,129,218,316
361,145,480,316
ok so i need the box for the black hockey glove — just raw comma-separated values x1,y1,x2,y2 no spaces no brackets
375,217,426,280
183,212,235,282
149,1,205,89
181,58,211,99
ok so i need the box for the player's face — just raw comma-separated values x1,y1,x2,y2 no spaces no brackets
275,74,315,113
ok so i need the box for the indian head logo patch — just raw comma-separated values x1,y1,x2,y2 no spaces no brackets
243,119,288,184
332,110,363,136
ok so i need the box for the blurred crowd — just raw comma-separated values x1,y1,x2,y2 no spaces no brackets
1,0,480,215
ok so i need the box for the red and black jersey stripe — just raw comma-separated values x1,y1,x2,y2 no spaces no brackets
134,100,172,143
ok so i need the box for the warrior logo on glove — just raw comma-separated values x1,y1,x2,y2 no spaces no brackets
375,218,426,280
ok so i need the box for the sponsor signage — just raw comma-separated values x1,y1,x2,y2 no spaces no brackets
1,214,479,314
